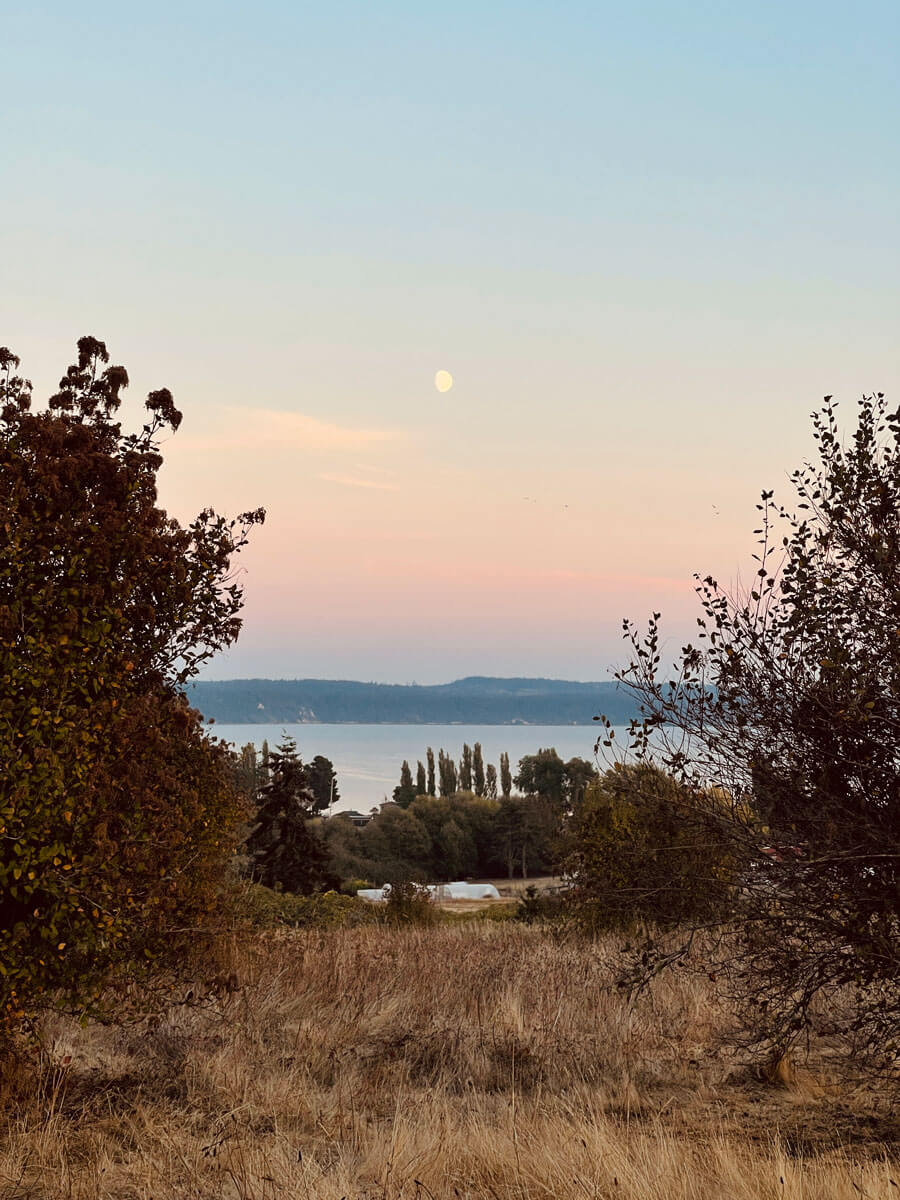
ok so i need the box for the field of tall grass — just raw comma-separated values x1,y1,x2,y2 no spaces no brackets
3,922,897,1199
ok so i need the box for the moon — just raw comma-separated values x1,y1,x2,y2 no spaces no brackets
434,369,453,393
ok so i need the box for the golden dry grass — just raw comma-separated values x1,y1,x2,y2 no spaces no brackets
2,923,898,1199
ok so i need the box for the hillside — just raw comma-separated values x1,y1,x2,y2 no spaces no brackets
186,675,636,725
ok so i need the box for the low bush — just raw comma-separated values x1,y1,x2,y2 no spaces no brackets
382,879,436,926
515,885,571,926
339,877,373,896
235,882,376,929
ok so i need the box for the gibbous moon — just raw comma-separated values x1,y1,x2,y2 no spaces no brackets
434,369,453,393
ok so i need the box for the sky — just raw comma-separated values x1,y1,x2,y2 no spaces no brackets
3,2,898,683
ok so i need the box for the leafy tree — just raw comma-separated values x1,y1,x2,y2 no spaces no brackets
321,814,368,884
438,749,458,796
459,743,473,791
564,756,599,809
0,338,262,1025
606,393,900,1060
234,742,260,800
244,737,335,893
515,748,567,807
437,818,476,880
393,759,417,808
567,765,734,930
493,794,556,879
473,742,486,796
426,746,436,796
499,751,512,799
260,739,271,784
362,805,431,879
306,754,339,812
416,759,427,795
485,763,498,799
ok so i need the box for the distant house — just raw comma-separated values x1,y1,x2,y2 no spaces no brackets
337,810,372,828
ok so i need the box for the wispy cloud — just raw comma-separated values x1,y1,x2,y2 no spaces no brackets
177,406,406,453
318,473,400,491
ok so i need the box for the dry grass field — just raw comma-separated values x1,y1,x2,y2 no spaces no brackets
2,922,898,1199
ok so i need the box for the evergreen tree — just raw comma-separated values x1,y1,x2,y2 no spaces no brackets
459,742,473,791
473,742,486,796
261,738,271,783
393,759,417,808
485,763,498,799
306,754,339,812
426,746,436,796
244,736,335,893
500,751,512,798
416,759,427,795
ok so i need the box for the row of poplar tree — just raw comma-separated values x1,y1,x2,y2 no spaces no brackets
393,744,598,809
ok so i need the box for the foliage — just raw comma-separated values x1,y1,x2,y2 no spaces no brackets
515,748,599,811
233,742,261,800
473,741,486,795
243,737,336,894
235,882,375,929
437,749,458,796
306,754,339,812
515,884,571,926
382,878,436,926
322,786,563,888
515,748,567,806
494,794,559,879
566,765,735,931
605,393,900,1059
499,752,512,798
485,762,498,798
459,743,473,791
0,338,261,1028
393,759,416,807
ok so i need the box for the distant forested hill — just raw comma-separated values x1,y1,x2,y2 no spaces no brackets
186,676,637,725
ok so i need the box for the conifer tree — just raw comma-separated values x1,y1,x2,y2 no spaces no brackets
416,760,427,795
244,736,335,893
393,759,417,807
306,754,339,812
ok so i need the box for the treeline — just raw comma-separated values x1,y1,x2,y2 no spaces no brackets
390,742,596,806
189,675,635,725
236,739,599,889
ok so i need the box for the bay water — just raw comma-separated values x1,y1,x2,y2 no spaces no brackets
210,723,627,813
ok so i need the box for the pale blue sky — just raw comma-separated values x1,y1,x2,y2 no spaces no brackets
3,2,898,681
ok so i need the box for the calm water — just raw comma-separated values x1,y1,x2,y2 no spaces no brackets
210,723,624,812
